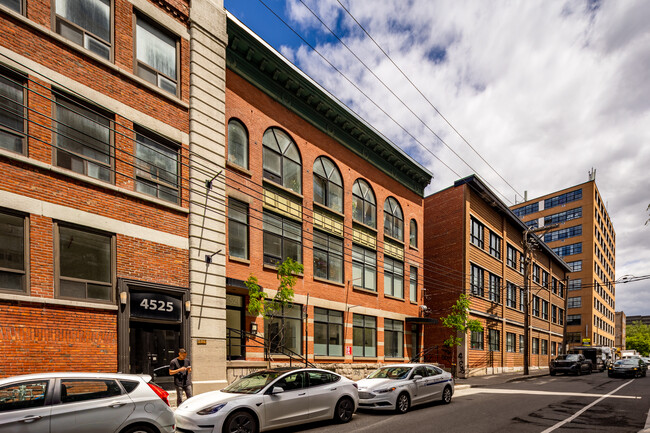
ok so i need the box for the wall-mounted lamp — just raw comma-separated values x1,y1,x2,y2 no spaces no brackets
119,292,127,305
185,300,191,314
250,322,258,335
205,249,222,264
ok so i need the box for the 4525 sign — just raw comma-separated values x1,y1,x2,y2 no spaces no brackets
130,291,182,322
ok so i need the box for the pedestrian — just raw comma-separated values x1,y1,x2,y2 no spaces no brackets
169,348,192,406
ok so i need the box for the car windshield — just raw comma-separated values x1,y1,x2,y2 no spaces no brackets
221,370,285,394
615,360,636,366
367,366,412,379
556,355,579,361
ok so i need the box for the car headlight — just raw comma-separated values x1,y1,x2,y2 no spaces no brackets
375,387,397,394
197,403,227,415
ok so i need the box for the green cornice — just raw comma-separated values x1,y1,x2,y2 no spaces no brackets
225,16,432,197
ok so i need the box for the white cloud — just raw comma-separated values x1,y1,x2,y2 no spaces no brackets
284,0,650,315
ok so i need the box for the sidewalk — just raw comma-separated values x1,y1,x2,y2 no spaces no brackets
454,369,549,390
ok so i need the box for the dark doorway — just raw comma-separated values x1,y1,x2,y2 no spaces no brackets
226,294,245,360
129,322,181,390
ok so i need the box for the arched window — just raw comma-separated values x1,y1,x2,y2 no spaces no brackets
352,179,376,228
410,219,417,248
262,128,301,193
227,119,248,169
384,197,403,241
313,156,343,212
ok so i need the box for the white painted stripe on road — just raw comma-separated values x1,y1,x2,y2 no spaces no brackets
540,380,634,433
454,387,640,400
642,402,650,433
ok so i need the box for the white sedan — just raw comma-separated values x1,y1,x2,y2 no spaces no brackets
174,367,358,433
356,363,454,414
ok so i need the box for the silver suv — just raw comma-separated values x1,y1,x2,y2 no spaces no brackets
0,372,175,433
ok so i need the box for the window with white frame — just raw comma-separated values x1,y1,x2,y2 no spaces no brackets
409,219,417,248
313,156,343,213
262,128,301,193
506,282,517,308
352,179,376,228
567,297,582,309
470,217,484,249
471,264,484,297
489,273,501,303
384,319,403,358
506,332,516,352
409,266,417,303
489,231,501,259
489,329,500,352
352,245,376,291
471,330,484,350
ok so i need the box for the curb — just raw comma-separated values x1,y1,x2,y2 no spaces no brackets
454,384,472,390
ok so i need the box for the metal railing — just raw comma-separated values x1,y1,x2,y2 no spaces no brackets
226,327,315,368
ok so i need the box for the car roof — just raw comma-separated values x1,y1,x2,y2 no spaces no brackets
374,364,433,368
0,372,151,385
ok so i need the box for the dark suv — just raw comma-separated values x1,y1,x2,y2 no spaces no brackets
550,354,593,376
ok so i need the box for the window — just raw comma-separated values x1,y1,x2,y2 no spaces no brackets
383,197,403,241
519,289,525,312
352,179,376,228
470,217,484,248
542,271,549,288
470,330,483,350
55,0,111,59
512,202,539,218
228,198,248,260
313,230,343,283
274,371,304,391
0,380,49,412
525,219,539,229
471,264,484,297
0,211,26,292
307,371,338,387
544,207,582,225
567,296,582,309
135,16,178,95
566,332,581,344
263,128,301,193
60,379,121,403
506,244,517,268
489,231,501,259
383,256,404,298
227,119,248,169
544,189,582,209
313,308,343,356
313,156,342,212
488,274,501,303
263,212,301,266
552,305,557,323
353,314,376,357
0,0,22,13
54,93,112,182
58,225,112,301
532,296,540,316
384,319,404,358
542,300,549,320
519,335,524,353
506,282,517,308
551,342,557,356
409,219,417,248
506,333,516,352
558,282,565,298
567,314,581,326
489,329,500,352
532,337,539,354
558,308,564,325
567,279,581,291
552,243,582,258
266,304,302,355
541,339,548,355
544,225,582,242
134,128,179,203
409,266,418,303
532,265,540,284
352,245,376,291
0,67,26,153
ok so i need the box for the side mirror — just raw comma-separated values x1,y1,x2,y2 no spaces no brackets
271,387,284,395
413,375,423,381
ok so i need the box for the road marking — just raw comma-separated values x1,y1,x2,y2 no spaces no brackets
454,387,640,400
643,401,650,433
540,380,634,433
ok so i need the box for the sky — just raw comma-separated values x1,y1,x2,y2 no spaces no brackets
224,0,650,316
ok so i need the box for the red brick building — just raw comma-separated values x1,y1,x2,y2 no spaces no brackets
0,0,203,388
423,176,571,377
222,15,432,380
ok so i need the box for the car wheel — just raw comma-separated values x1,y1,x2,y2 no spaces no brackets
441,386,453,404
395,392,410,414
333,397,354,424
223,410,258,433
120,425,156,433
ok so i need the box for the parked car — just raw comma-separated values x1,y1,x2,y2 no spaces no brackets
0,372,174,433
355,363,454,414
608,358,647,378
549,354,593,376
174,367,357,433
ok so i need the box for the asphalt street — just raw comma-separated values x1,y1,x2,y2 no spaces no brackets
281,372,650,433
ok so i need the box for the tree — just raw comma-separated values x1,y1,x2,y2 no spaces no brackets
440,294,484,347
626,321,650,356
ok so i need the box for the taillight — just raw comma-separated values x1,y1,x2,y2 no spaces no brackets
148,382,170,406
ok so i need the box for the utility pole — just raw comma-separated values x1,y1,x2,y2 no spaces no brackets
561,276,570,354
522,223,559,376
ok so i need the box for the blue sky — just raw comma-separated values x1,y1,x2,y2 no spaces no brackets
224,0,650,316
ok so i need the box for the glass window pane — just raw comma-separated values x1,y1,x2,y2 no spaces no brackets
313,175,326,206
365,267,376,291
263,232,281,259
329,323,342,356
352,261,362,287
87,283,111,300
135,133,178,186
0,0,21,13
0,381,49,412
56,0,110,42
59,226,111,283
329,183,343,213
364,202,376,228
314,322,327,355
329,255,343,283
228,120,248,168
262,147,281,176
283,159,301,193
136,18,176,79
0,72,24,134
60,279,86,298
353,327,363,356
284,239,301,263
313,249,328,279
228,221,248,259
56,99,110,165
0,212,24,271
352,196,363,222
0,271,22,292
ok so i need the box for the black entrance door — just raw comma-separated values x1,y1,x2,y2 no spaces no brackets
129,322,181,390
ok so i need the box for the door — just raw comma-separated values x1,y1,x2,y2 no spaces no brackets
305,371,338,420
425,365,447,400
49,378,136,433
410,366,429,404
263,371,309,428
0,379,52,433
226,294,245,360
130,322,181,390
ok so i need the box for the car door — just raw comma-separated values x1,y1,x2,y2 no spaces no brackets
410,366,428,404
262,371,309,429
0,379,52,433
49,378,136,433
425,366,447,400
306,370,339,421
